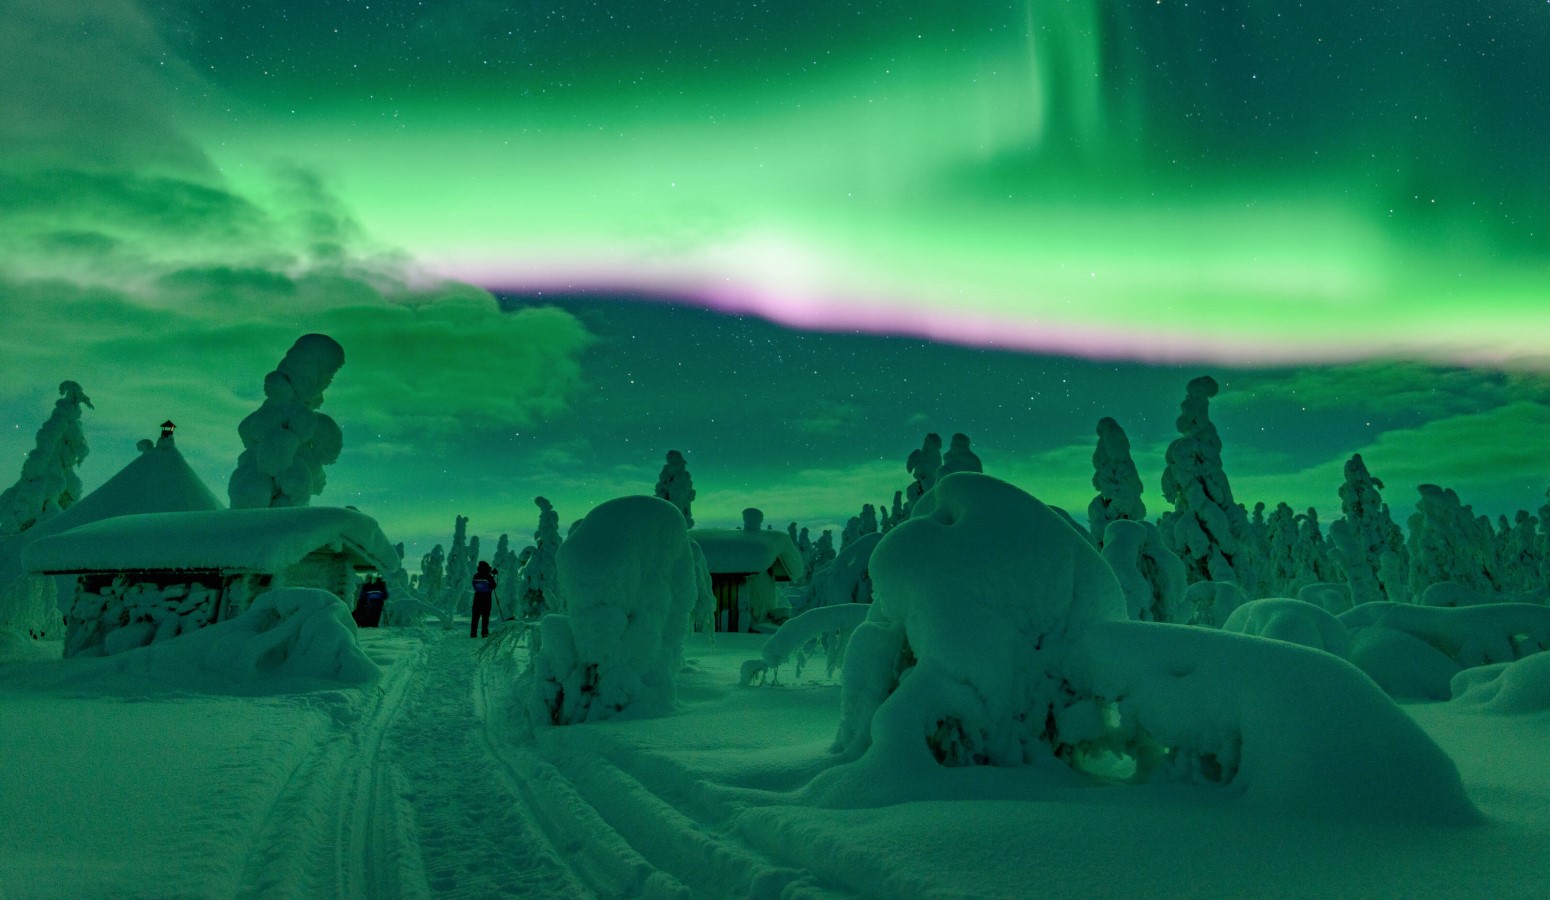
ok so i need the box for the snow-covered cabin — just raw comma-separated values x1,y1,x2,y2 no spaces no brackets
690,529,804,632
23,506,398,657
0,432,223,640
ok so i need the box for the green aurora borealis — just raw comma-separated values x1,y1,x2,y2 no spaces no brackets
2,0,1548,553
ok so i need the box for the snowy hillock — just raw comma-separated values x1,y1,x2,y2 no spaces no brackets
40,588,378,691
809,472,1475,823
1450,651,1550,714
1222,597,1350,657
1340,601,1550,700
523,495,697,726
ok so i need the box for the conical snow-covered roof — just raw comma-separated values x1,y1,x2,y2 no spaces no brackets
41,433,223,538
0,432,225,628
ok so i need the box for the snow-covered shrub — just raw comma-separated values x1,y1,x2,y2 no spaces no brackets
1087,417,1145,547
228,334,346,509
654,450,696,527
1340,601,1550,700
523,495,697,726
1158,377,1258,595
741,603,870,685
0,380,93,536
96,587,379,686
814,473,1473,822
1222,598,1350,657
1100,519,1187,623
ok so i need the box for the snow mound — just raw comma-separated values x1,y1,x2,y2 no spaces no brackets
79,588,378,688
1297,581,1353,615
525,495,697,725
1223,598,1350,657
1078,620,1477,823
1450,652,1550,714
1340,602,1550,700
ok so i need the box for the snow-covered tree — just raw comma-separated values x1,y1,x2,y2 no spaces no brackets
903,432,943,516
654,449,695,527
1328,453,1408,606
811,529,836,571
0,381,93,535
938,433,983,479
493,534,520,620
884,491,904,533
524,496,697,725
858,503,878,536
1158,376,1257,592
1101,519,1188,623
1086,417,1144,548
419,544,445,617
228,333,345,508
515,496,563,619
743,507,764,532
1407,484,1500,602
840,516,863,551
1294,507,1335,586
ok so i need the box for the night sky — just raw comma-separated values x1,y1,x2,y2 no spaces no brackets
3,0,1548,555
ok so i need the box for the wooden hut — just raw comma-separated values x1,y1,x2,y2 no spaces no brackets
690,529,804,632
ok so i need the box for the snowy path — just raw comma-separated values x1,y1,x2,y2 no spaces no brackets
380,630,589,899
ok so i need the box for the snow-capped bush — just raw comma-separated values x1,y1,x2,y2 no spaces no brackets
654,450,696,528
228,334,346,509
524,495,697,726
1222,598,1350,657
1100,519,1187,623
0,380,93,536
1087,417,1145,547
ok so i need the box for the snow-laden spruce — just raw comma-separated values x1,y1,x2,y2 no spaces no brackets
0,381,93,536
813,472,1476,823
1407,484,1500,603
902,432,943,516
523,495,697,725
1087,417,1144,548
228,334,346,509
514,496,563,619
1328,454,1407,605
1158,376,1259,598
654,450,696,528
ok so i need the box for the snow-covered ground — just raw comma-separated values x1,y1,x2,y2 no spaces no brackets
3,626,1549,899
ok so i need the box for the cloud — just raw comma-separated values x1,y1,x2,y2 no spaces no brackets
1221,362,1550,420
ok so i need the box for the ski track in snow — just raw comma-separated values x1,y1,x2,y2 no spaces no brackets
385,631,589,899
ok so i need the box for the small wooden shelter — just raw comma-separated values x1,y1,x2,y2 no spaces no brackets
690,529,804,632
24,506,399,656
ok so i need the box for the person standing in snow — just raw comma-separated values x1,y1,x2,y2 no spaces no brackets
470,561,497,637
